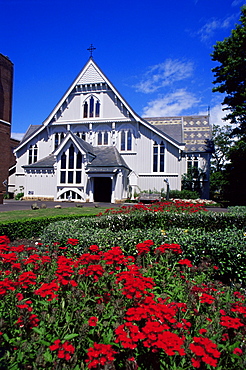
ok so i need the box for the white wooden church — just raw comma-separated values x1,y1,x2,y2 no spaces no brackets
10,56,213,203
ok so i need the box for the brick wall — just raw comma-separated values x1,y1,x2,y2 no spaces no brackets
0,54,14,194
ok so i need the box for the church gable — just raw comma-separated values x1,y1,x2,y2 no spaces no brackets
43,59,138,126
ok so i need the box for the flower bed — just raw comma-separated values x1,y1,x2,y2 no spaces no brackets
98,200,208,216
0,235,245,369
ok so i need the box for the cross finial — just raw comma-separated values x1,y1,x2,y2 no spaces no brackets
87,44,96,59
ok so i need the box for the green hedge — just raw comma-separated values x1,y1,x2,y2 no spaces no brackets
0,214,94,241
2,211,246,241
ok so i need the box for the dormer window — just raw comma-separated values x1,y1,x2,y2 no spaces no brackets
83,96,100,118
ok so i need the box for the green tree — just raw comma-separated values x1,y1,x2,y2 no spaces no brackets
211,6,246,136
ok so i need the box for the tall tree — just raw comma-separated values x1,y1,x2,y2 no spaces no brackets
211,6,246,136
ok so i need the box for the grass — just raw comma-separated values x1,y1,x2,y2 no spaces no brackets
0,206,110,222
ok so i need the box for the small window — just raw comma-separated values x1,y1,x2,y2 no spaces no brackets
83,102,88,118
95,101,100,117
81,132,86,141
89,96,94,117
121,131,125,151
68,171,73,183
61,152,66,169
55,133,59,149
68,145,74,169
76,171,81,183
127,130,132,151
98,131,102,145
76,152,82,169
153,142,158,172
60,171,66,183
104,132,108,145
28,146,33,165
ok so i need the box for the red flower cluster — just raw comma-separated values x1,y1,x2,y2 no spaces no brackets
88,316,98,326
220,315,244,329
116,265,155,299
189,336,221,368
34,280,60,301
136,239,154,255
86,342,117,369
178,259,193,268
155,243,182,255
66,238,79,245
50,339,75,360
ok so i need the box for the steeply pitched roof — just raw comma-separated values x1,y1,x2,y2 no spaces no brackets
19,125,42,144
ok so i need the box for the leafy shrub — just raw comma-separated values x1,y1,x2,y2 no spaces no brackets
0,215,94,241
228,206,246,215
168,189,200,199
14,192,24,200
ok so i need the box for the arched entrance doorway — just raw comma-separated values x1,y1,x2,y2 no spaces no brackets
94,177,112,202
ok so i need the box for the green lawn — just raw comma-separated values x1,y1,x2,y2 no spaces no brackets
0,206,109,223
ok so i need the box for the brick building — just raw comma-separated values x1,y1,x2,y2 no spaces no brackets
0,53,17,202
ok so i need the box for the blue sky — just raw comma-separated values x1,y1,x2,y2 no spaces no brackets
1,0,245,140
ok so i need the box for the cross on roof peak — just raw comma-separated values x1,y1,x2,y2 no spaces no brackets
87,44,96,59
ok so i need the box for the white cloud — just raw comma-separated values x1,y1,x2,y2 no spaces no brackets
209,104,227,126
135,59,194,93
198,15,235,42
11,133,24,141
231,0,245,6
142,89,199,117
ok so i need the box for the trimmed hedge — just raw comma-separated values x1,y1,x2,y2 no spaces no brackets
2,211,246,241
0,214,94,241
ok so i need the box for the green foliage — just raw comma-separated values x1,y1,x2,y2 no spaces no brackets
0,214,94,240
228,206,246,214
0,237,245,369
14,192,24,201
211,6,246,131
168,189,200,199
181,166,206,196
224,139,246,205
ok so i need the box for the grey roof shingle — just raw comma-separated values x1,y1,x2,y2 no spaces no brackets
22,155,56,168
87,146,130,171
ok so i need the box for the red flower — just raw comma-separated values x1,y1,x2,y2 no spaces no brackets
178,259,193,268
17,271,37,288
220,315,244,329
189,337,221,368
199,328,207,335
89,245,99,252
66,238,79,245
34,280,60,301
115,322,144,349
85,342,117,369
233,347,243,356
88,316,98,326
199,293,215,304
50,339,75,361
155,243,182,255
